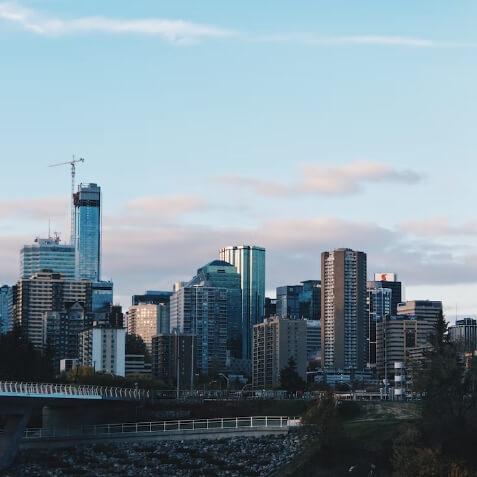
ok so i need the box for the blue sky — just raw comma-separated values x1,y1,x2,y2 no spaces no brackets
1,1,477,318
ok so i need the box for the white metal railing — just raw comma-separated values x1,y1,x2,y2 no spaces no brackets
24,416,295,440
0,381,149,401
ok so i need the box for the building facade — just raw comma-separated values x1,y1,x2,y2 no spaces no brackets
20,236,75,280
321,248,367,370
127,304,161,352
396,300,442,345
78,326,125,376
449,318,477,353
151,334,196,389
276,281,321,321
170,285,227,375
188,260,242,358
74,183,101,281
368,273,402,315
0,285,13,334
15,271,92,349
219,245,265,360
366,285,392,366
252,317,307,388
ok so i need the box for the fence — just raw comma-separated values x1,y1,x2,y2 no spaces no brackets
24,416,294,440
0,381,149,401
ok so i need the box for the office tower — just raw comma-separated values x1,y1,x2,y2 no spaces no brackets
188,260,242,358
276,280,321,321
43,302,89,371
276,285,303,320
252,317,307,388
376,315,418,380
127,304,161,352
219,245,265,360
78,326,125,376
306,319,321,362
151,334,196,389
300,280,321,321
15,271,92,349
396,300,442,344
366,286,392,366
74,183,101,281
321,248,367,370
170,285,227,375
92,281,113,313
264,297,277,318
449,318,477,353
20,236,75,279
0,285,13,334
368,273,402,315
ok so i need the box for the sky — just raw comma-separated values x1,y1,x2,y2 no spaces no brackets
1,1,477,320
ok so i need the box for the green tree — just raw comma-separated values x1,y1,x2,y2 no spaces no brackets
279,357,306,393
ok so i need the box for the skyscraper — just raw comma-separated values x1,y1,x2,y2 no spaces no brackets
74,183,101,281
0,285,13,334
170,285,227,376
188,260,242,358
219,245,265,360
20,236,75,280
321,248,367,370
127,303,161,352
15,271,93,349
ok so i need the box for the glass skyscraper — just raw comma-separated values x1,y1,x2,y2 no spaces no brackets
219,245,265,360
20,236,75,279
0,285,13,334
74,183,101,281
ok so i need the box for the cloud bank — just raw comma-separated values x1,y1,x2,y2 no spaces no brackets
215,161,422,197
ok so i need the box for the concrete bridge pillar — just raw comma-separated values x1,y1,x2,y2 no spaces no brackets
0,407,31,471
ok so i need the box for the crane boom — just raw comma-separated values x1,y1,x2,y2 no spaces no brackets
48,156,85,245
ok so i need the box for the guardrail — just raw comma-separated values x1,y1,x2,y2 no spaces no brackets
0,381,149,401
24,416,296,440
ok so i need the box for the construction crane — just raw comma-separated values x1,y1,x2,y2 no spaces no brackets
49,156,85,245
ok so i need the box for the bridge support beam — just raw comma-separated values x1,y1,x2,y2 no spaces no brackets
0,407,31,471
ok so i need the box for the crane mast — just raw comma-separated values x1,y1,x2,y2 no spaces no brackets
49,156,85,245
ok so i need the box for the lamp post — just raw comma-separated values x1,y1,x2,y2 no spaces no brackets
218,373,230,390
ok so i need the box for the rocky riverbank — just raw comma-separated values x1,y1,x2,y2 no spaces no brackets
4,431,311,476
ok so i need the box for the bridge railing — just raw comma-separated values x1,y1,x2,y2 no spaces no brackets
24,416,296,440
0,381,149,401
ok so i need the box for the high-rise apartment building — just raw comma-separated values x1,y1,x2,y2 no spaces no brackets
219,245,265,360
151,334,196,389
127,304,161,352
321,248,367,370
15,271,92,349
170,285,227,375
252,317,307,388
0,285,13,334
74,183,101,281
188,260,242,358
131,290,172,335
43,302,89,371
20,236,75,280
306,319,321,361
78,325,125,376
449,318,477,353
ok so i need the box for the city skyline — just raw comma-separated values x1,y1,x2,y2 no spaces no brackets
1,1,477,318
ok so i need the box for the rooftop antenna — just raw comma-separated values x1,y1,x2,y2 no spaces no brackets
49,156,85,245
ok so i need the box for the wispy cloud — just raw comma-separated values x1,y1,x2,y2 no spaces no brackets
215,161,422,197
400,217,477,237
1,3,476,48
0,3,235,43
0,197,68,220
125,195,208,219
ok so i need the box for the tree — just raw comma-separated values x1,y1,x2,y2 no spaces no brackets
279,357,306,393
125,334,151,362
0,326,53,381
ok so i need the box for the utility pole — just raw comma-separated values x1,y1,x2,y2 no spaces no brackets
49,156,85,245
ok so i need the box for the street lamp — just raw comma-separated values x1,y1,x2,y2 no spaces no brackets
218,373,230,390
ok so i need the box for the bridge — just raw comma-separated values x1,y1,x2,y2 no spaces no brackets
0,381,149,471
